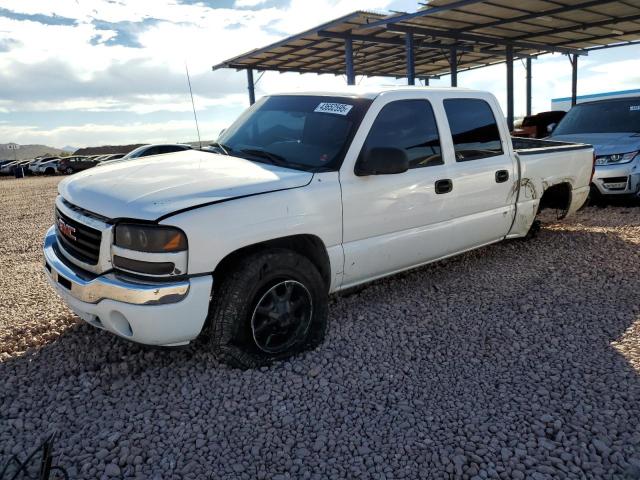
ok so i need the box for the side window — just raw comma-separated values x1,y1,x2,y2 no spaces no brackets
443,99,503,162
360,100,443,169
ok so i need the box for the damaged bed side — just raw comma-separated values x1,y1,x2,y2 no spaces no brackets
506,137,594,238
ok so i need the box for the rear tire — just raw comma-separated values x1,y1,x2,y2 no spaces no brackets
207,249,328,369
65,167,73,174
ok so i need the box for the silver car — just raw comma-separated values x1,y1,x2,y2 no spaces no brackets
549,97,640,197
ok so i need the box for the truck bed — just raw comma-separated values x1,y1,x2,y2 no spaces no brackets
511,137,592,156
506,136,594,238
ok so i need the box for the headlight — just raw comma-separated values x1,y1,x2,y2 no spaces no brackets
115,224,187,253
113,224,188,277
595,151,638,165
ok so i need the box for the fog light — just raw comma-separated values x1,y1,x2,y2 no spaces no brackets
113,255,175,276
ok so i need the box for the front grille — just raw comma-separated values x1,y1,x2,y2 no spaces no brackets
55,208,102,265
602,176,628,184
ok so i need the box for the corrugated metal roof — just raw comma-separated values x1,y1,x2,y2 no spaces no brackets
212,1,640,79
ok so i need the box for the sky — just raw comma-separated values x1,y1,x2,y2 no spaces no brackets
0,0,639,148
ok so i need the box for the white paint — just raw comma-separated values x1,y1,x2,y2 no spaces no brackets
57,148,313,220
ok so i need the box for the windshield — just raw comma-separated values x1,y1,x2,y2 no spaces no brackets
553,98,640,135
217,95,372,171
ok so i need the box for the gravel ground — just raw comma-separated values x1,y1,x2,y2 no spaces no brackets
1,175,640,479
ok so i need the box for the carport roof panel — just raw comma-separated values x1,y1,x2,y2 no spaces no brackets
212,1,640,78
382,0,640,50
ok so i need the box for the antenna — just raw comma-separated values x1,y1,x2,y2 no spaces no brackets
185,62,202,149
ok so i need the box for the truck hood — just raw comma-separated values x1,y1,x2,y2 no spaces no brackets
58,149,313,221
549,132,640,156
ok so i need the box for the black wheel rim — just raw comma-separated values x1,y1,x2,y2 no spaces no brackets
251,280,313,354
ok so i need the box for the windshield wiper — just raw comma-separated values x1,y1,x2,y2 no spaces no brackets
240,148,288,166
210,142,232,155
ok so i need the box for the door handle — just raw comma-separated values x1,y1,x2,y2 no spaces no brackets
495,170,509,183
435,179,453,194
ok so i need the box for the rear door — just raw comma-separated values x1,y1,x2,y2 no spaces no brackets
440,96,517,251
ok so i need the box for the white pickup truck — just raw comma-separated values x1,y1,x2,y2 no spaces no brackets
43,87,594,368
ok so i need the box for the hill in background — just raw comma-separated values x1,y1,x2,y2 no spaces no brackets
0,140,216,160
0,143,64,161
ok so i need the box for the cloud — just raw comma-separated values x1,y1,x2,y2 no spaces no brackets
235,0,269,7
90,18,166,48
0,58,244,105
1,0,639,147
0,37,20,52
0,119,230,147
0,6,77,26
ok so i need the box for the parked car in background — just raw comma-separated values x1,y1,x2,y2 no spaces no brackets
43,87,594,368
58,155,101,174
512,111,566,139
28,156,59,174
1,159,32,175
23,159,40,174
98,144,192,166
0,160,19,175
121,144,192,160
549,97,640,198
97,153,126,163
37,159,60,175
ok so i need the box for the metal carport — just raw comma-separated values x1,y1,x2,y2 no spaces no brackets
212,0,640,129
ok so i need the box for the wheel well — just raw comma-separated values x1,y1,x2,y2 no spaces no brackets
214,235,332,291
538,182,572,218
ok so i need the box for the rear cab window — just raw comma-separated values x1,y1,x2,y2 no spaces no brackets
443,98,504,162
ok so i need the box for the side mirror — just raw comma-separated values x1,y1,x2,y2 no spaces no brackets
547,123,557,134
356,147,409,176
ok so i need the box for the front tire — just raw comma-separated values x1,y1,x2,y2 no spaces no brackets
207,249,328,369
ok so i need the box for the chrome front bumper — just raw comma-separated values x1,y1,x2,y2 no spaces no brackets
43,226,189,305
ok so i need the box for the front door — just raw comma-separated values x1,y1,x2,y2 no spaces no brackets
339,96,458,288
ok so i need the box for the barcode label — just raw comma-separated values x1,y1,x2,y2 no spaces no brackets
314,102,353,116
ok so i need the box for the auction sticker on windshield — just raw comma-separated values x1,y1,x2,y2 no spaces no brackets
314,102,353,116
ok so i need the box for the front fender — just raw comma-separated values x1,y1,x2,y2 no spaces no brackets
161,172,343,286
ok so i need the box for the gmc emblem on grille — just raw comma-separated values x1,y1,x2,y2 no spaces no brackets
57,218,76,241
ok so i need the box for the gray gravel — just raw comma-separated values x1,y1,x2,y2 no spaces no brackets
2,176,640,479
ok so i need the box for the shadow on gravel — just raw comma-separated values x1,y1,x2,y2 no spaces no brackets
2,225,640,479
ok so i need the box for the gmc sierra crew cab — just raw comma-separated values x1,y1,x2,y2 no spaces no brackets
43,87,594,368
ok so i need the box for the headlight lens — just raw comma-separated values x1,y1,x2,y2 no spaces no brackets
115,224,187,253
595,151,638,165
